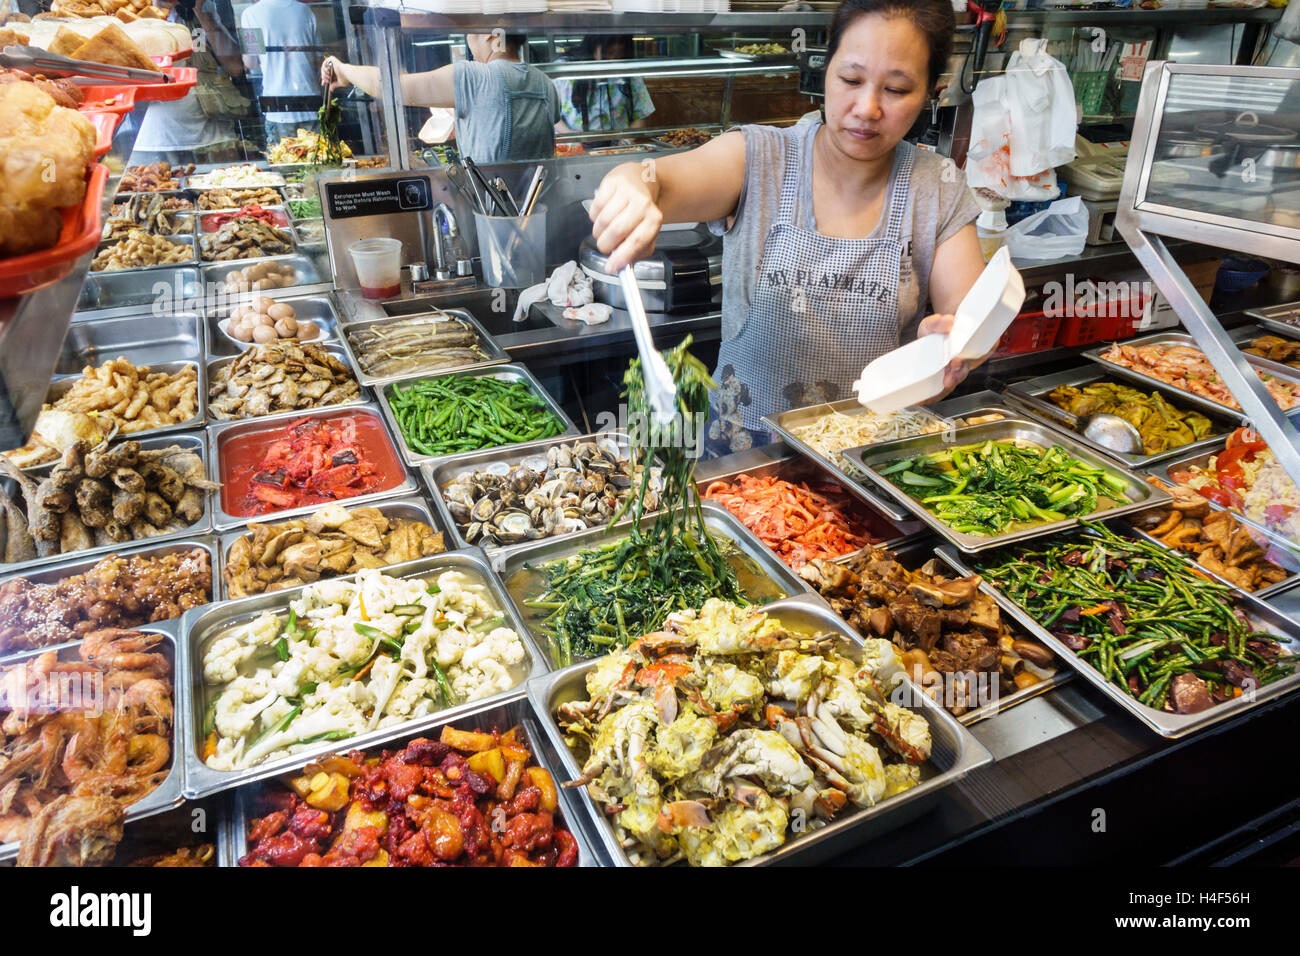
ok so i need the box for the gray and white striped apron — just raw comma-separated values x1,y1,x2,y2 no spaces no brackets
706,133,914,456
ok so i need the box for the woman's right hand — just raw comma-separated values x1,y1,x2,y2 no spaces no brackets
590,163,662,274
320,56,349,91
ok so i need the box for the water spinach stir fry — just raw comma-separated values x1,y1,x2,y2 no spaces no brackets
525,337,749,666
878,440,1130,536
973,523,1296,713
314,95,345,166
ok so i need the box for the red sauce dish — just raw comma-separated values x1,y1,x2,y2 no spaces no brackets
218,409,407,518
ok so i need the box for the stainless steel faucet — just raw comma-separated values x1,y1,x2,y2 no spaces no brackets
432,203,473,281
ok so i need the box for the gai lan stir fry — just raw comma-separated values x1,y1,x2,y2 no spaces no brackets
879,439,1130,536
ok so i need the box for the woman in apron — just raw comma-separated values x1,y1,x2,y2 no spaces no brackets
589,0,987,456
322,33,559,163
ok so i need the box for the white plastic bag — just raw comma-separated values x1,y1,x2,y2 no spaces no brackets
966,38,1077,202
1002,196,1089,259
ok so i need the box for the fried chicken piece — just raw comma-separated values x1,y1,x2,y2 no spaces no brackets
17,794,125,867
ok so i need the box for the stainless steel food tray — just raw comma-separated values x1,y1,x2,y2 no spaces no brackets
205,294,341,357
526,591,993,866
0,432,214,574
930,389,1021,425
490,500,812,671
43,312,209,439
205,342,368,425
1154,441,1300,550
226,695,598,867
62,310,204,370
194,188,289,214
764,399,953,522
100,213,195,245
179,549,548,799
341,308,510,387
1245,299,1300,337
1081,331,1300,420
692,444,928,563
196,210,297,264
922,543,1074,724
938,531,1300,739
187,169,286,189
423,430,637,553
377,363,580,469
206,402,418,532
215,494,446,601
0,619,186,863
841,417,1172,553
716,47,796,62
195,204,291,232
112,796,227,868
0,538,218,648
76,265,202,318
1003,364,1241,468
92,233,197,274
293,219,326,251
797,534,1072,724
1123,516,1300,601
201,254,322,305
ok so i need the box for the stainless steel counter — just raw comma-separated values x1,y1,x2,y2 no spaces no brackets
336,284,723,367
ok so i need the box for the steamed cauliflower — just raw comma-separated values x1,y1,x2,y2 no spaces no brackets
202,567,527,770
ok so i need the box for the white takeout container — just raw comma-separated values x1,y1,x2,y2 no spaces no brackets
853,333,950,415
852,247,1025,414
949,246,1026,359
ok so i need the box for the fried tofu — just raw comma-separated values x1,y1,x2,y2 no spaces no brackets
70,22,159,73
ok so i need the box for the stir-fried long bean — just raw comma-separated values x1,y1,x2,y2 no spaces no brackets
973,522,1296,711
878,440,1131,536
526,337,749,665
387,374,566,457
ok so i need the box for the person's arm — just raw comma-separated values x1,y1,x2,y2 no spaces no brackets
926,224,986,317
322,56,455,107
590,129,746,273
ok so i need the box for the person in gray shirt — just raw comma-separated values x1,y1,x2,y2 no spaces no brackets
322,33,559,163
589,0,986,455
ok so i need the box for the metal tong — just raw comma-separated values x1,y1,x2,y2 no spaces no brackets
1,44,168,82
620,265,677,426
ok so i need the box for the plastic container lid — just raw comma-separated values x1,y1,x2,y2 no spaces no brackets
948,245,1026,360
852,246,1025,413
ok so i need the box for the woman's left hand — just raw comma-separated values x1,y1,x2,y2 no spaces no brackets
917,312,979,403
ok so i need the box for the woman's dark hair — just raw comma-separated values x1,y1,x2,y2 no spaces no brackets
826,0,955,90
570,34,635,131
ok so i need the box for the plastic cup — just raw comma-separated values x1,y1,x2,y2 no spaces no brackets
475,205,547,289
349,237,404,299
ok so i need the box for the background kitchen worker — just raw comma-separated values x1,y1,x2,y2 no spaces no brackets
321,32,560,163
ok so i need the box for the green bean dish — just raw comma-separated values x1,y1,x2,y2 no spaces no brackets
878,439,1131,536
387,374,566,458
973,523,1296,714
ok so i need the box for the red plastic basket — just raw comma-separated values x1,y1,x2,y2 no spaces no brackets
78,84,137,117
0,164,109,299
133,66,198,103
990,309,1063,358
88,111,119,159
1058,292,1149,347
